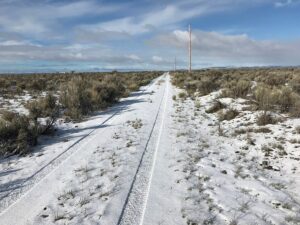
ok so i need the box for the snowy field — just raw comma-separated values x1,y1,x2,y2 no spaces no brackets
0,72,300,225
171,88,300,225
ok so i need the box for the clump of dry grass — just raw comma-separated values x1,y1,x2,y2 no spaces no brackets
178,92,187,99
295,126,300,134
218,109,239,121
205,100,226,114
235,127,271,135
256,112,279,126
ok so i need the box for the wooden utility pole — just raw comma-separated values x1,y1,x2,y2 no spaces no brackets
188,24,192,73
174,56,177,72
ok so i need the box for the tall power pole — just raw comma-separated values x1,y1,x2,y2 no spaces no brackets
188,24,192,73
174,56,177,72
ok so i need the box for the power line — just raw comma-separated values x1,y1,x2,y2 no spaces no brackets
174,56,177,72
188,24,192,73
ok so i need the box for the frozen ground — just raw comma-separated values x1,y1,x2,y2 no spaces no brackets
0,73,185,225
1,73,300,225
171,89,300,225
0,92,32,114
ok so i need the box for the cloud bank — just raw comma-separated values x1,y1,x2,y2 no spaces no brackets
0,0,299,72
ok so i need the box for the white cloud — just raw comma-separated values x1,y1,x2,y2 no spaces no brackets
152,29,300,66
152,56,163,63
127,54,141,61
0,40,30,46
0,0,299,71
0,0,121,36
274,0,297,7
86,0,273,36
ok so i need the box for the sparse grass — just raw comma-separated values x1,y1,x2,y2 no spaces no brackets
229,220,238,225
54,211,67,222
79,196,90,207
218,123,224,136
126,140,133,147
238,200,250,213
270,183,286,190
194,100,201,109
235,127,271,135
285,215,300,223
127,119,143,129
234,165,249,179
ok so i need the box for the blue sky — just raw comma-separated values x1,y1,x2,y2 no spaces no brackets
0,0,300,72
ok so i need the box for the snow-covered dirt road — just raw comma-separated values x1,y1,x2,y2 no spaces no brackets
0,73,184,225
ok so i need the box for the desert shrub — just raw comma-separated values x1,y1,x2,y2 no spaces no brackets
276,87,297,113
290,100,300,117
254,85,275,111
256,112,278,126
1,110,18,122
197,78,219,95
295,126,300,134
172,70,221,96
29,79,47,92
126,83,139,92
254,84,300,113
58,73,155,120
92,75,125,108
222,80,252,98
256,73,287,86
26,94,59,134
178,92,187,99
206,100,226,113
60,77,93,120
290,76,300,95
0,113,39,156
0,71,159,156
218,109,239,121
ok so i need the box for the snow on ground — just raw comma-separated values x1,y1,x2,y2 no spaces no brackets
171,88,300,225
0,73,186,225
1,73,300,225
0,92,32,115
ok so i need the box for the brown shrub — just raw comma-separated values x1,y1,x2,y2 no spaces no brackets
60,77,93,120
256,112,278,126
218,109,239,121
222,80,252,98
206,100,226,113
289,100,300,117
0,113,39,156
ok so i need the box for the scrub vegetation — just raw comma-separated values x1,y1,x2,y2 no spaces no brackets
172,68,300,225
0,71,160,156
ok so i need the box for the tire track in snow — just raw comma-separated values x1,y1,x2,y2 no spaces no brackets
0,76,160,215
117,74,170,225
